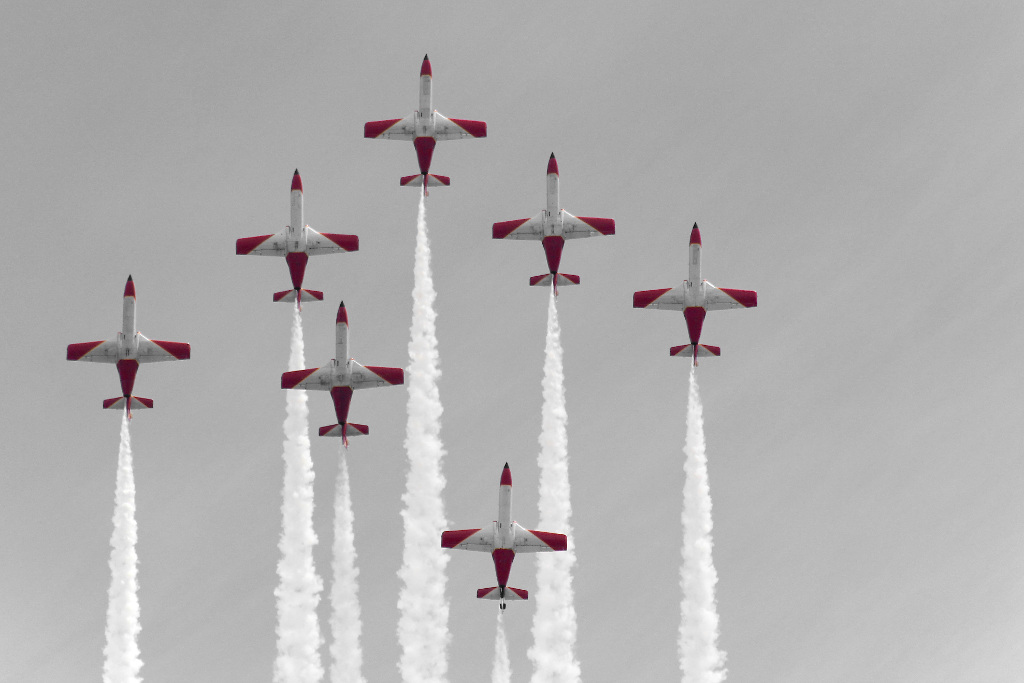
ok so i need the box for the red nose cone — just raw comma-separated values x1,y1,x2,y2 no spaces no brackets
500,463,512,486
420,54,432,77
336,301,349,325
690,222,702,246
547,153,559,176
291,169,302,193
124,275,136,298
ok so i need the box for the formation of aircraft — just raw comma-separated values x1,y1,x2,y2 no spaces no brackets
441,463,567,610
633,223,757,365
280,301,404,444
235,170,359,307
492,153,615,293
364,55,487,194
66,275,190,416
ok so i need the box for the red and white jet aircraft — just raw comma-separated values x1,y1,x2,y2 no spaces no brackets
364,55,487,194
280,301,404,444
66,275,191,416
441,463,567,610
633,223,757,365
236,170,359,307
492,154,615,293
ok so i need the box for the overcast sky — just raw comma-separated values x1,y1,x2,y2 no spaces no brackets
3,2,1023,681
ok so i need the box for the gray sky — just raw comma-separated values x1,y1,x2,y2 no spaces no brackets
3,2,1023,681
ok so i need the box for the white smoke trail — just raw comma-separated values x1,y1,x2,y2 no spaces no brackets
330,446,365,683
679,366,726,682
528,290,580,683
397,194,450,682
492,612,511,683
103,413,142,683
275,306,324,683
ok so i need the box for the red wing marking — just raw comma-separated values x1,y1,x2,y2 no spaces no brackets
477,587,499,599
281,368,320,389
577,217,615,235
150,340,191,360
507,587,529,600
135,397,154,409
527,530,568,551
102,397,122,409
633,288,672,308
493,219,531,239
448,118,487,138
718,288,757,308
236,235,275,255
320,233,359,251
364,119,404,138
67,341,106,361
442,529,483,548
364,366,405,385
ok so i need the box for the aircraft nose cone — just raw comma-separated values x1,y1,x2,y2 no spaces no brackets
291,169,303,193
420,55,432,77
689,222,702,246
500,463,512,486
337,301,348,325
547,153,559,176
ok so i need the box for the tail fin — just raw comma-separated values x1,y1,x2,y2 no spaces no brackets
529,273,580,288
670,344,721,359
273,289,324,304
319,423,369,445
400,174,451,189
103,396,154,412
477,586,529,601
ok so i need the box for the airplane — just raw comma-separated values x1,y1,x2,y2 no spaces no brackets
492,154,615,293
441,463,567,610
236,169,359,307
66,275,191,416
280,301,404,445
364,54,487,194
632,223,757,365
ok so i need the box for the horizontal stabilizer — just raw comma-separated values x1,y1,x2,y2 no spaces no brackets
670,344,721,358
319,423,369,439
477,586,528,601
400,174,451,188
273,289,325,303
529,273,581,287
102,396,154,411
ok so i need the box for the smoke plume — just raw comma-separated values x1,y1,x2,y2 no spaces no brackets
679,366,726,682
528,290,581,682
330,446,365,683
274,306,324,683
492,612,511,683
397,195,451,682
103,413,142,683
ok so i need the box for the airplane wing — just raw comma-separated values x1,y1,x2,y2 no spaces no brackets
513,523,567,553
236,231,287,257
137,336,191,363
433,113,487,140
561,212,615,240
633,286,688,311
349,362,405,390
67,339,120,363
441,526,495,552
281,366,335,391
304,228,359,256
364,114,417,140
493,212,544,240
703,283,758,311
